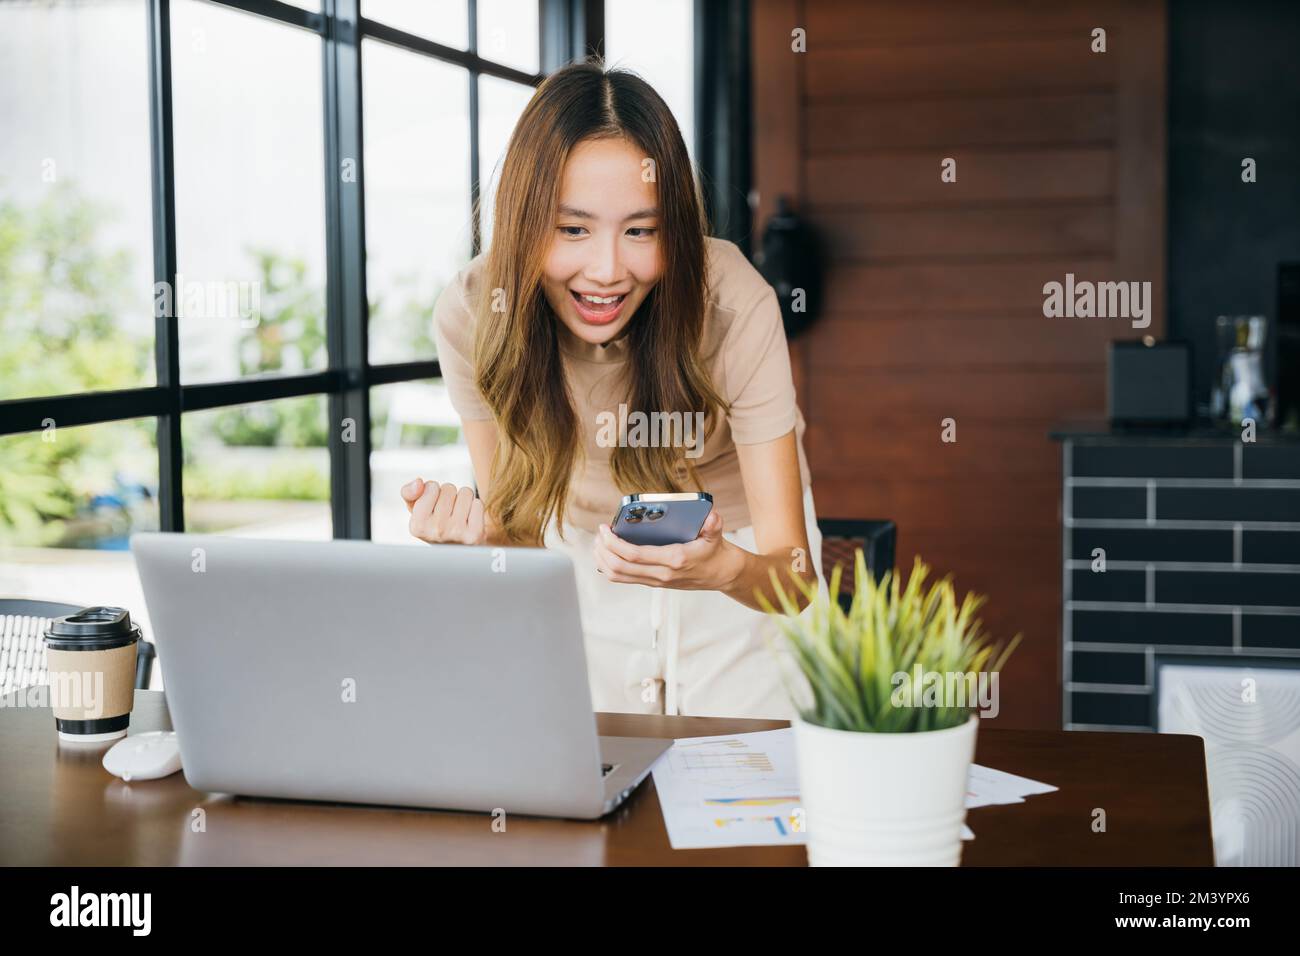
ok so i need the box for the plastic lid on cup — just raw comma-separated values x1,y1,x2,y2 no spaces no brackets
45,606,140,650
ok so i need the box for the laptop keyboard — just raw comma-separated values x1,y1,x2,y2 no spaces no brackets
0,615,51,696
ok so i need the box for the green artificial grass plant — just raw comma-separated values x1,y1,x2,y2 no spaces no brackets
760,551,1021,733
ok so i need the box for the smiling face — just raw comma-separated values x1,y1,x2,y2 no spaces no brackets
541,136,662,347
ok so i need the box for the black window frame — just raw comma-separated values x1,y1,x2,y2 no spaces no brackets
0,0,748,542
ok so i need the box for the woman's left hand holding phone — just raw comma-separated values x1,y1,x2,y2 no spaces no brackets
401,478,486,545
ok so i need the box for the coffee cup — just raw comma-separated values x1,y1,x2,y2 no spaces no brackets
43,606,140,742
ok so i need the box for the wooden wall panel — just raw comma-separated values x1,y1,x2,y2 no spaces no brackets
751,0,1168,729
809,314,1124,368
820,259,1118,313
812,205,1115,259
806,149,1114,206
810,368,1105,424
804,39,1112,98
807,94,1117,152
803,0,1108,41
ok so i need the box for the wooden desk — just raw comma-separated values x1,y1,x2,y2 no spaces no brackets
0,690,1213,865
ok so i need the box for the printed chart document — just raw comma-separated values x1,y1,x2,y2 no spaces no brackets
651,728,1058,850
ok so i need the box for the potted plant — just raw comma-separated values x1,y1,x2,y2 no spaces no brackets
761,552,1020,867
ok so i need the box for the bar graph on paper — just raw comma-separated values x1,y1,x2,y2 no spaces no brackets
651,729,807,849
672,739,777,775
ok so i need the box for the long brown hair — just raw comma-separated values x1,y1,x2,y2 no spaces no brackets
473,59,725,545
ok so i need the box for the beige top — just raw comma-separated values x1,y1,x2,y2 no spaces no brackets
432,237,812,534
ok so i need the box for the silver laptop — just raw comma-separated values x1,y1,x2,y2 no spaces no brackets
131,533,671,819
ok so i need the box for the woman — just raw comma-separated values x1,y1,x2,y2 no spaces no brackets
401,60,822,720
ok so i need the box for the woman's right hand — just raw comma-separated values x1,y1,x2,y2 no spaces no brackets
401,478,487,545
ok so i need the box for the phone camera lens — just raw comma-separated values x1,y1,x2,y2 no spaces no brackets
645,507,665,522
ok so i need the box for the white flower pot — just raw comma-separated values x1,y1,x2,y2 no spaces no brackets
793,713,979,867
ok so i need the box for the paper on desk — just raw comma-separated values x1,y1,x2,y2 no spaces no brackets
967,762,1059,805
650,728,805,850
651,728,1054,850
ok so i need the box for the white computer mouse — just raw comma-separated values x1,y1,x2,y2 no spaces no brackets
102,731,183,782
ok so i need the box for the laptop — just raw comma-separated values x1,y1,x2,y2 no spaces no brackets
130,533,672,819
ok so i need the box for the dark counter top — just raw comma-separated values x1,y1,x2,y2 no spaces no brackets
1050,418,1300,444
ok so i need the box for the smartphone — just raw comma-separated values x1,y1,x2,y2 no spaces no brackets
611,492,713,546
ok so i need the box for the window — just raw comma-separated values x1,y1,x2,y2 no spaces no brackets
170,0,328,384
362,0,467,49
477,0,541,74
0,0,155,401
363,42,470,365
369,379,473,544
478,75,536,251
0,418,158,643
182,396,331,540
0,418,158,551
604,0,695,163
